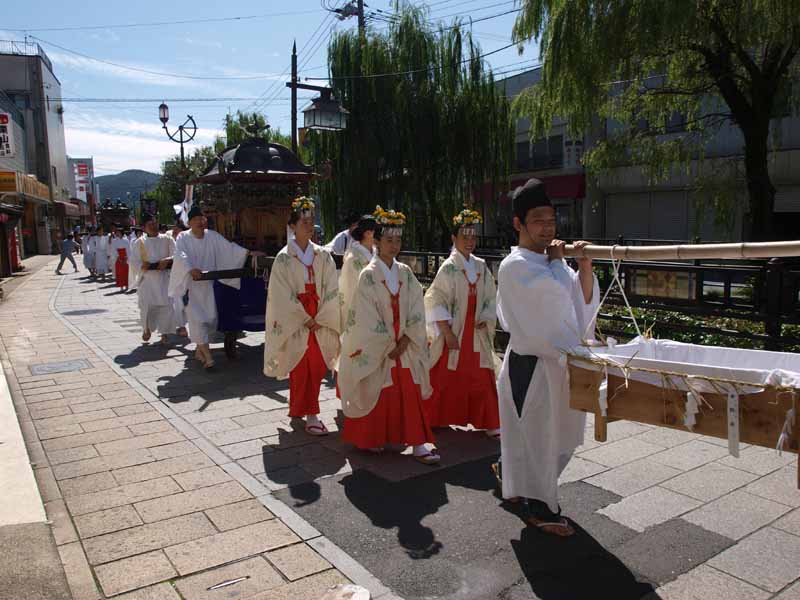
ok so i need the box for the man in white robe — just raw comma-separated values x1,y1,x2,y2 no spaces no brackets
496,178,599,537
91,225,111,280
128,213,176,345
81,231,95,275
324,211,361,256
170,222,188,336
169,206,251,369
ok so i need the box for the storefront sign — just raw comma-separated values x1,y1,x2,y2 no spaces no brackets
0,113,14,158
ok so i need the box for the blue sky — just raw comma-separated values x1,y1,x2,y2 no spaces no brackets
2,0,538,175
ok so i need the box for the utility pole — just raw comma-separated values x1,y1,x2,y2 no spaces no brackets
357,0,365,33
291,41,298,154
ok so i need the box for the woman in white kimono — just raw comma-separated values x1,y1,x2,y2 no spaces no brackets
170,222,188,336
91,225,111,280
264,197,340,435
338,207,439,465
495,178,599,537
169,205,251,369
128,213,176,345
425,208,500,438
109,229,131,292
338,215,377,335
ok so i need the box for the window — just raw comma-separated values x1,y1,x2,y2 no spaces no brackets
532,137,549,168
548,135,564,167
665,112,687,134
47,95,50,111
52,166,57,186
515,141,530,170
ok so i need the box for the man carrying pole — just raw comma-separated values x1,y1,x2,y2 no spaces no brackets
495,178,599,536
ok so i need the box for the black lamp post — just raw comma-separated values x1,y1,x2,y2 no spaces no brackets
286,43,349,154
158,102,197,174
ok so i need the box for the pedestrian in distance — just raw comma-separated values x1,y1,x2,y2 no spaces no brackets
56,233,80,274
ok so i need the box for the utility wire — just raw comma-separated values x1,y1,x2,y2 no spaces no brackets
304,39,525,81
6,9,322,33
30,36,291,80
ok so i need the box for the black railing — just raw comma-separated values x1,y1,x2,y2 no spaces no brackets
397,250,800,352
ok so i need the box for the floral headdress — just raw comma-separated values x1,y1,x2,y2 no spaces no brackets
373,205,406,236
291,196,315,217
452,208,482,233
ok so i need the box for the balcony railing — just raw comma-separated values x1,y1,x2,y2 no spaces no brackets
0,40,53,73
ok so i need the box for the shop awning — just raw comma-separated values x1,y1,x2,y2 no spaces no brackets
54,200,81,218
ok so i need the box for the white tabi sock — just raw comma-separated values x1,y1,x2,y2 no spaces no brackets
306,414,321,426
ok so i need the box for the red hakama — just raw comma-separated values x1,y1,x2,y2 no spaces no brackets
427,277,500,429
115,248,129,289
288,266,327,418
342,283,435,449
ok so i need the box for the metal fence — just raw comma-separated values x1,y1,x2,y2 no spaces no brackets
397,250,800,351
0,40,53,73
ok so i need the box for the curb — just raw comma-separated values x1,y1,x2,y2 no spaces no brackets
49,273,403,600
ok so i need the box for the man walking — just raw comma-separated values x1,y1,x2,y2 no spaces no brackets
56,234,80,274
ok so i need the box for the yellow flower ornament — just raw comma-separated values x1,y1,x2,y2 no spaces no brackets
291,196,315,216
453,208,483,235
373,205,406,236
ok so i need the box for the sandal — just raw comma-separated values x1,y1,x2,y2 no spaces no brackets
160,335,170,346
305,423,329,436
413,452,441,466
485,430,501,440
529,516,575,537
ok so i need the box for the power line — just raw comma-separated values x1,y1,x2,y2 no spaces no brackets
30,36,292,80
6,9,323,33
55,97,315,103
305,39,524,81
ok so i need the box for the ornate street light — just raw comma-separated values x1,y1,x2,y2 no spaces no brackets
302,89,349,131
157,102,197,174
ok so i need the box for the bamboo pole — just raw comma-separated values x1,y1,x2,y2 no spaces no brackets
563,241,800,261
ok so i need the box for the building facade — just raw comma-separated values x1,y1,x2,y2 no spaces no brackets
0,40,71,257
497,67,800,242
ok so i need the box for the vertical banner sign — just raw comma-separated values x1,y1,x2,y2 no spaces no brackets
0,113,15,158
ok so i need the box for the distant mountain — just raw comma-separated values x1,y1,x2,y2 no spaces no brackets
95,170,160,206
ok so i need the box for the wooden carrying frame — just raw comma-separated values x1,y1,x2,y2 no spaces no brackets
568,363,800,488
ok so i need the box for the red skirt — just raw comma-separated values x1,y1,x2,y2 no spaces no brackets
426,292,500,430
288,282,327,417
115,249,129,288
342,364,435,449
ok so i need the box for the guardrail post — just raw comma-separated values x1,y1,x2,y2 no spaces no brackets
765,258,783,350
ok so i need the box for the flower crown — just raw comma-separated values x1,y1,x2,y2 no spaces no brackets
452,208,482,227
373,205,406,227
291,196,315,212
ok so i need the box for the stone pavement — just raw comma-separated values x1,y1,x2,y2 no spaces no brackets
2,259,800,599
0,261,389,599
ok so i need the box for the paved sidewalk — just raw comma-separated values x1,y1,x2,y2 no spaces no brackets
0,260,390,599
2,260,799,599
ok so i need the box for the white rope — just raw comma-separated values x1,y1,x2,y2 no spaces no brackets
581,246,642,341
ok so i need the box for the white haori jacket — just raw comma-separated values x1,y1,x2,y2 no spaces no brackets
91,235,110,273
263,241,341,379
168,229,248,329
425,250,497,372
338,242,374,334
496,247,600,513
129,234,174,301
81,236,94,269
338,258,432,419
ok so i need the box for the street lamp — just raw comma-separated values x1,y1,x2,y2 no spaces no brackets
286,42,348,154
158,102,197,174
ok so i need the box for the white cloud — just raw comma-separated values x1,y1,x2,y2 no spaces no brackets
183,37,223,50
65,119,224,174
89,29,121,43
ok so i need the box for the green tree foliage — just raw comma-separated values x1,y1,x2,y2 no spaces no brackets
308,5,513,247
511,0,800,240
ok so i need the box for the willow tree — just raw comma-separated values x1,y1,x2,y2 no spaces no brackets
308,6,513,248
512,0,799,240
